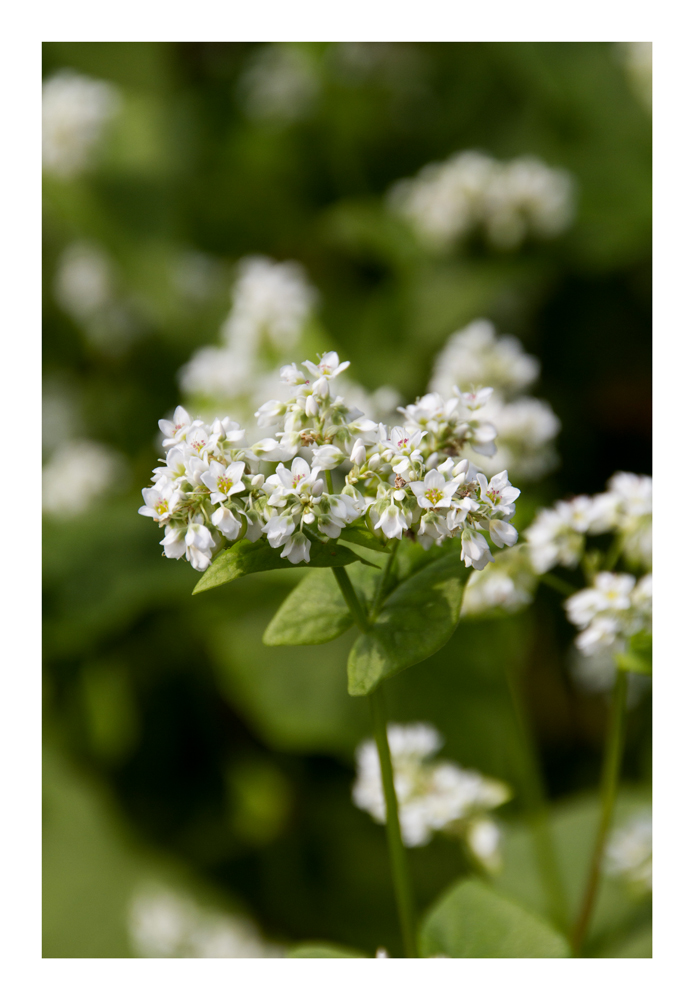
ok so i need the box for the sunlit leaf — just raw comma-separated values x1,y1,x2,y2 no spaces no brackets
347,554,471,696
193,538,364,595
420,878,570,958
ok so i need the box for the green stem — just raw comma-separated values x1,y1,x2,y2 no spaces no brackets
324,469,334,493
504,661,569,931
602,534,624,573
539,573,576,598
331,565,369,632
331,564,417,957
571,668,629,954
370,539,400,619
369,683,419,958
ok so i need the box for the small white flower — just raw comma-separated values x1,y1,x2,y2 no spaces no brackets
139,483,180,523
461,530,493,570
281,531,311,564
373,502,410,540
410,469,459,510
201,460,246,503
303,351,350,380
311,444,346,471
211,505,243,540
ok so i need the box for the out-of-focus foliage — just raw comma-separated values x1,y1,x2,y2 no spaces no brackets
43,42,651,957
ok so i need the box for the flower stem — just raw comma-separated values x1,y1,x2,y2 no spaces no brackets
332,564,418,957
571,668,629,954
504,660,569,932
539,572,576,598
332,565,370,632
324,469,334,493
369,682,419,958
370,539,400,619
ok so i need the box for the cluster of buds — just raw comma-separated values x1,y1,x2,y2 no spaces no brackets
140,352,521,572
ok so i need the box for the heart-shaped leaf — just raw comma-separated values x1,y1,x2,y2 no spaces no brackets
192,537,363,595
347,554,471,696
420,878,571,958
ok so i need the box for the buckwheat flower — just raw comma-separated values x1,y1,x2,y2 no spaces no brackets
410,469,459,510
238,44,319,126
139,482,180,524
211,505,244,541
184,518,217,572
460,529,494,570
353,723,511,850
53,242,114,322
129,883,282,958
201,460,246,503
373,502,411,540
43,439,126,518
604,810,652,895
465,817,504,873
159,406,193,449
280,531,311,565
461,546,536,617
592,472,653,569
475,396,561,481
311,444,347,471
42,70,121,178
477,471,520,516
303,351,351,381
223,256,317,351
525,496,597,573
429,319,540,400
565,572,652,657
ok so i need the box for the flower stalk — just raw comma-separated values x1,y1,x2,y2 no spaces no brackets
571,667,629,954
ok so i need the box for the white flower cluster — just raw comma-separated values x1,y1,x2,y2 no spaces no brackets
43,439,126,519
42,70,121,179
53,241,140,354
461,545,536,617
604,810,652,896
564,572,652,658
179,256,316,404
389,151,575,252
142,351,521,572
429,319,560,481
526,472,652,574
353,723,511,869
128,883,282,958
238,44,319,125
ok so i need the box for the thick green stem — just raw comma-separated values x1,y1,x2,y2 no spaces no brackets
323,469,334,494
370,539,400,619
332,565,369,632
571,668,629,954
369,683,419,958
332,563,418,957
504,661,569,931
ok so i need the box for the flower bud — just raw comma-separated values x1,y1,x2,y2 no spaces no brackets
368,453,382,471
251,474,265,488
313,376,330,399
350,439,366,465
306,394,319,417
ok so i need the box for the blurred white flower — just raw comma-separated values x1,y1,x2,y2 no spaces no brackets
429,319,540,400
604,810,652,895
427,320,560,482
128,883,282,957
565,572,652,657
568,645,651,707
618,42,652,112
42,382,80,455
353,723,510,870
43,439,126,518
222,256,317,353
390,151,574,252
54,242,114,321
43,69,121,178
53,241,142,354
591,472,652,570
238,45,319,125
461,545,536,617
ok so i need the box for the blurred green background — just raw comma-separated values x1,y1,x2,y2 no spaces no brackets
42,42,651,958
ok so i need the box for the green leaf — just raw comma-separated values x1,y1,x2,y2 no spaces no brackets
263,570,355,646
491,789,652,950
347,554,471,696
287,941,367,958
192,538,363,595
338,525,391,554
615,631,652,675
420,879,571,958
